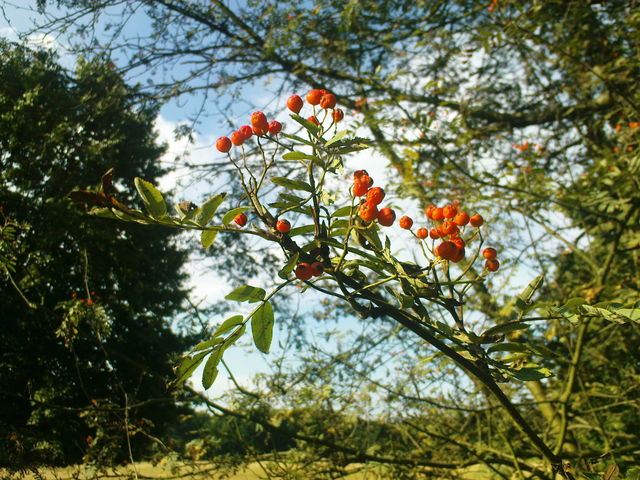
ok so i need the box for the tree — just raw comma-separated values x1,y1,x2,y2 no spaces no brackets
15,1,640,477
0,39,193,468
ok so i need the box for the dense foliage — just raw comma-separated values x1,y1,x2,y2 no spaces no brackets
0,40,193,468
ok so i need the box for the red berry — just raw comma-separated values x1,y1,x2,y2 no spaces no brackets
294,262,313,281
268,120,282,135
431,207,444,222
469,214,484,227
365,187,385,206
450,246,465,263
307,115,319,126
377,207,396,227
310,262,325,277
238,125,253,140
230,131,244,146
416,227,428,239
425,205,437,219
399,216,413,229
429,228,440,239
287,94,303,113
443,204,458,219
482,247,497,260
352,181,369,197
451,237,466,249
439,220,459,237
358,202,378,222
485,259,500,272
306,89,323,105
319,93,337,109
216,136,232,153
353,169,369,181
434,241,456,260
234,213,247,227
276,219,291,233
453,211,470,226
250,111,269,135
332,109,344,123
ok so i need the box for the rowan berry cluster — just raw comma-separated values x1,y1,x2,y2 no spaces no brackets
215,111,283,153
352,170,397,227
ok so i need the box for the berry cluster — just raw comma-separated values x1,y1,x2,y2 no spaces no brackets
215,112,283,153
353,170,397,227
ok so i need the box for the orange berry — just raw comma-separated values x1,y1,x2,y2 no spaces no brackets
377,207,396,227
352,181,369,197
306,89,323,105
86,299,94,306
238,125,253,140
453,211,470,226
416,227,428,239
294,262,313,281
287,94,303,113
358,202,378,222
399,216,413,229
310,262,325,277
366,187,385,206
431,207,444,221
469,214,484,227
629,121,639,128
485,259,500,272
250,111,269,135
268,120,282,135
307,115,319,126
353,172,373,187
443,204,457,219
482,247,497,260
439,220,459,237
234,213,247,227
332,109,344,123
425,204,437,219
451,237,465,249
429,228,440,239
276,219,291,233
230,131,244,146
216,136,232,153
319,93,337,109
434,241,456,260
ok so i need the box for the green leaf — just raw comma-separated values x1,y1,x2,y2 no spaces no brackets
282,151,319,161
134,177,166,219
290,113,319,135
201,348,224,389
225,285,266,303
510,366,553,381
200,229,218,249
332,206,353,217
213,315,244,337
517,274,544,308
325,130,348,147
482,321,531,337
281,132,315,146
174,351,209,384
251,301,274,353
488,342,529,354
270,177,314,193
289,224,316,237
89,207,119,219
278,252,300,279
222,206,253,225
190,336,225,353
194,193,226,226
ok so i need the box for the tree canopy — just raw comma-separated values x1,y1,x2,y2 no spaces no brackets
0,39,193,467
